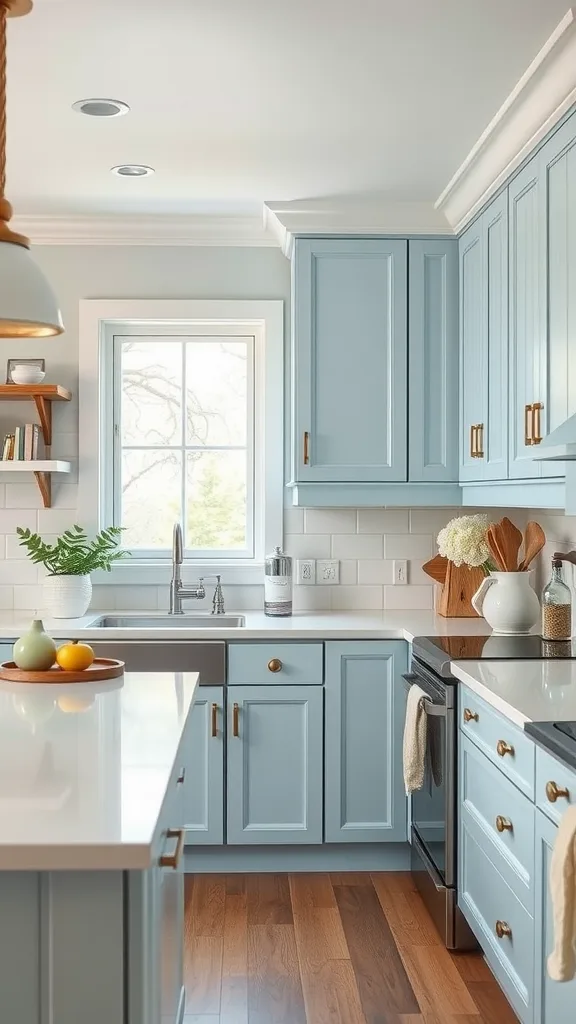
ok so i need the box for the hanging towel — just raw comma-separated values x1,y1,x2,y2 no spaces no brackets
548,805,576,982
403,683,428,794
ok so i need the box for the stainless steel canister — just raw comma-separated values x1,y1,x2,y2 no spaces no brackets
264,545,293,617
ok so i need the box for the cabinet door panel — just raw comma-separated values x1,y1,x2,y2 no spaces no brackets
227,685,323,844
508,161,546,479
292,237,407,482
534,810,576,1023
409,239,458,482
182,688,224,846
459,222,487,482
324,641,407,843
485,193,509,479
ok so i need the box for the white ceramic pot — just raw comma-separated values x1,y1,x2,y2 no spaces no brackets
11,365,45,385
44,574,92,618
471,571,540,635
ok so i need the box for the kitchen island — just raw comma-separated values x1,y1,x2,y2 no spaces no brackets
0,671,198,1024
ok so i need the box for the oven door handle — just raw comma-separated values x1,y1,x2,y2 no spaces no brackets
402,673,447,717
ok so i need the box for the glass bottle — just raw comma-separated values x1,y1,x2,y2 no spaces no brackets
541,558,572,641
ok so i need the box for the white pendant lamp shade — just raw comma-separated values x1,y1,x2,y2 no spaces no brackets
0,240,63,337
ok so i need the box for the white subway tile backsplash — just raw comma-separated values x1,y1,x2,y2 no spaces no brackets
384,534,433,560
36,509,78,534
285,534,331,559
4,484,42,509
51,484,79,510
293,586,332,611
384,584,434,610
339,560,358,585
0,510,37,533
357,559,394,585
0,560,39,585
357,509,409,533
0,484,6,508
13,586,42,611
0,586,13,609
409,508,459,536
332,534,383,560
331,585,383,610
113,586,159,611
283,508,304,535
305,508,357,534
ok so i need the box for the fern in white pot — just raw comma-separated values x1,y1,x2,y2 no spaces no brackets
17,525,128,618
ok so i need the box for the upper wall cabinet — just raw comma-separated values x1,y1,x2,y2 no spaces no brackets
290,236,459,506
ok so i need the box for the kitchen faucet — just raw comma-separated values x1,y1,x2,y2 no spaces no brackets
169,523,225,615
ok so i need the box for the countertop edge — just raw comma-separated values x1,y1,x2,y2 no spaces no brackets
450,662,530,728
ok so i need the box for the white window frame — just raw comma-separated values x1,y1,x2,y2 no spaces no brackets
78,299,284,585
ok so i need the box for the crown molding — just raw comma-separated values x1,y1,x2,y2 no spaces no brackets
263,199,453,257
11,213,277,247
436,8,576,233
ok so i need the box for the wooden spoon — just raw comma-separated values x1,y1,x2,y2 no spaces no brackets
498,517,523,571
518,521,546,571
486,525,507,571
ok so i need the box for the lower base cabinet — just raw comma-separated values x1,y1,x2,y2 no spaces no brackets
226,684,323,844
182,687,224,846
534,810,576,1023
324,641,407,842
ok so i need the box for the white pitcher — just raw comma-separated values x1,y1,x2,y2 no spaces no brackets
471,571,540,634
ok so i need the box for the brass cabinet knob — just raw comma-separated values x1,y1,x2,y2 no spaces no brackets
463,708,479,723
268,658,282,673
495,920,512,939
546,780,570,803
495,815,513,834
496,740,514,758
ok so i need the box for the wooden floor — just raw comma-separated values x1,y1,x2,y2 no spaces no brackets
183,872,518,1023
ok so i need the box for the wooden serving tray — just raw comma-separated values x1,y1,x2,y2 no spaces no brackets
0,658,124,684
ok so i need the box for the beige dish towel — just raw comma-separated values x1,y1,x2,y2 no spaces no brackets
548,805,576,982
403,683,428,794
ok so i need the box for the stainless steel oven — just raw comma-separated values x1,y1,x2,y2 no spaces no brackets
403,655,476,950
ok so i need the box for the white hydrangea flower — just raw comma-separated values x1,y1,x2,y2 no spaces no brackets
437,514,492,568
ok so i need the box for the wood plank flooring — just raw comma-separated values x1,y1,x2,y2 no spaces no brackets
183,872,518,1024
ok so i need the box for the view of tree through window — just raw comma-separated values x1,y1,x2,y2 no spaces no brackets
115,337,253,556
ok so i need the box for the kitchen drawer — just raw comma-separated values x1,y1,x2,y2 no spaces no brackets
535,746,576,826
227,643,323,685
459,818,533,1022
461,735,535,911
459,685,535,798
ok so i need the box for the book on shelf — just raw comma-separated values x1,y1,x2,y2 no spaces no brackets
2,424,40,461
1,433,13,460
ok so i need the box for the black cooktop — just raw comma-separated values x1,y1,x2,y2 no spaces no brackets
412,635,576,681
525,721,576,772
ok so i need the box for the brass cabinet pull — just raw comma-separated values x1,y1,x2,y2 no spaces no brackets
176,767,186,785
546,780,570,803
268,658,282,673
303,431,310,465
463,708,479,723
495,815,513,833
495,920,512,939
160,828,185,869
532,402,543,444
477,423,484,458
470,424,476,458
497,740,515,758
233,702,240,737
211,702,218,738
524,403,533,446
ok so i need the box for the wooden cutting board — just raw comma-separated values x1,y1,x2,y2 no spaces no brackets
0,658,124,683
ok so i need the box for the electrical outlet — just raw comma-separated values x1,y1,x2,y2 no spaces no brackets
393,559,408,585
316,559,340,585
296,559,316,585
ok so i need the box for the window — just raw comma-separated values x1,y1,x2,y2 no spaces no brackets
79,300,283,583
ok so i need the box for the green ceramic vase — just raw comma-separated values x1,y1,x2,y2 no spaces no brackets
13,619,57,671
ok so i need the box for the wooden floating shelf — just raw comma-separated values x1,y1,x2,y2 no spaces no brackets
0,385,72,508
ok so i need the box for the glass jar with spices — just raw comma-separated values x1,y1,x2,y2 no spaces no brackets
541,558,572,641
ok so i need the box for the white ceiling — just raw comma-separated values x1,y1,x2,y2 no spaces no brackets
4,0,571,217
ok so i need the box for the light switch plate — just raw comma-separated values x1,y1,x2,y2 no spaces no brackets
316,559,340,585
393,559,408,585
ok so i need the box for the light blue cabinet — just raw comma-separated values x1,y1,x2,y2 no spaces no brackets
459,191,508,483
408,239,459,483
324,641,407,843
182,687,224,846
534,809,576,1024
226,684,323,845
291,237,407,484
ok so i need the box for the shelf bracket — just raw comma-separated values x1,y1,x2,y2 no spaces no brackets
33,471,51,508
33,396,52,448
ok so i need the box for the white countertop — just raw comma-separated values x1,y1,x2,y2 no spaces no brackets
0,610,496,642
0,671,198,871
450,660,576,728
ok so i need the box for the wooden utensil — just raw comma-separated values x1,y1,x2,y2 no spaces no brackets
422,554,449,585
487,525,507,571
498,517,523,571
518,521,546,571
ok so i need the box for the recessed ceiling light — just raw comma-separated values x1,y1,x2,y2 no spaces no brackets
72,98,130,118
110,164,155,178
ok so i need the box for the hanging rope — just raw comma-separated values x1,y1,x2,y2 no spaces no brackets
0,2,7,199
